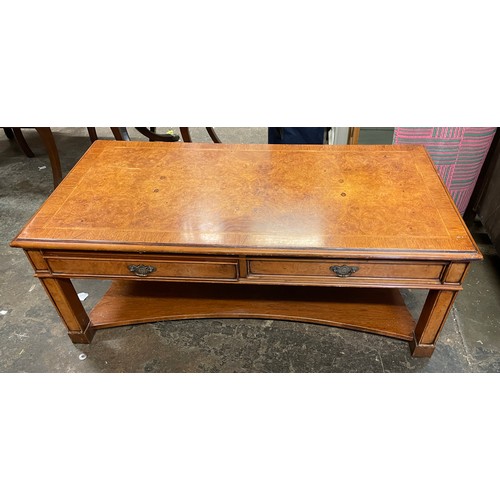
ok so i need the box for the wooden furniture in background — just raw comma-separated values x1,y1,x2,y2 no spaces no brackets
10,127,63,187
110,127,221,143
11,142,482,358
4,127,221,188
5,127,98,188
348,127,360,145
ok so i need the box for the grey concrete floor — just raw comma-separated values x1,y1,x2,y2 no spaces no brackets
1,127,499,372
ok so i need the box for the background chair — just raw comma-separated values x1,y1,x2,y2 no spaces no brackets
109,127,221,143
5,128,64,187
5,127,98,188
5,127,221,189
392,127,496,215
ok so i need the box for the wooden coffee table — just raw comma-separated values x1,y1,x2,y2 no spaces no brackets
11,141,482,357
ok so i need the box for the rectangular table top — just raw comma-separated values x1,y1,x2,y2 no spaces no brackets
11,141,481,260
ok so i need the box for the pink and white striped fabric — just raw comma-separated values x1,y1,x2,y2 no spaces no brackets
393,127,496,214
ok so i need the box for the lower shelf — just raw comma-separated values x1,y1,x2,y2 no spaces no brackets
90,281,416,341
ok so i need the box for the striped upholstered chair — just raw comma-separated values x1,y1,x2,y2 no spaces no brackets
393,127,496,215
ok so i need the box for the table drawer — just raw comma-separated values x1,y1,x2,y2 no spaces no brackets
44,253,239,281
247,259,445,282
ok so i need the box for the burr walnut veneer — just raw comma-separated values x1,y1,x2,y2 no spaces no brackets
11,141,482,357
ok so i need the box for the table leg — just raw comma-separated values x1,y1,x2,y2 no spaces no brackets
39,277,96,344
410,289,458,357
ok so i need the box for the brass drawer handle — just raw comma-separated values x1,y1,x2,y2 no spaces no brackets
128,264,157,277
330,265,359,277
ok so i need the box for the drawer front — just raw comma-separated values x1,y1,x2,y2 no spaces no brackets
45,253,239,281
247,259,445,282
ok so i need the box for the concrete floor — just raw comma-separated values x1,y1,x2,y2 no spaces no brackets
1,127,499,372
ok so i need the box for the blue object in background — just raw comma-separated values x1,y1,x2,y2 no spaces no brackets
268,127,326,144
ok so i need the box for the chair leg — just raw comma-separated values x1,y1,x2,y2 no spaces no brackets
179,128,192,142
34,127,62,188
134,127,179,142
110,127,130,141
3,127,15,140
87,127,98,143
206,127,222,143
12,128,35,157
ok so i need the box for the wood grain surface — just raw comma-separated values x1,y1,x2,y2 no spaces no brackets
90,281,416,340
12,141,481,261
